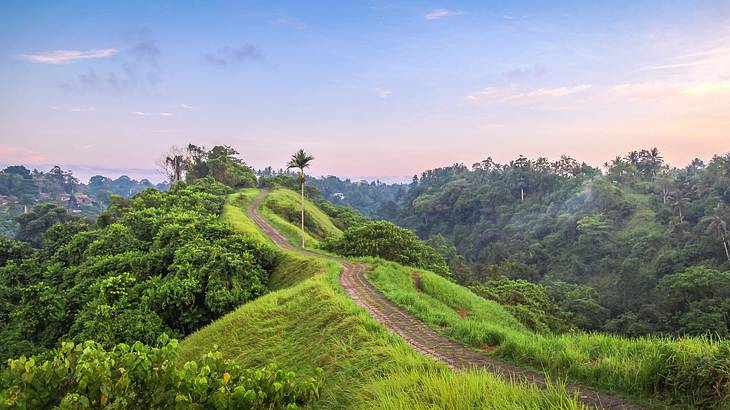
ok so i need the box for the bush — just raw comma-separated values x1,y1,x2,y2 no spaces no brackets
470,278,571,333
0,335,322,409
322,221,450,276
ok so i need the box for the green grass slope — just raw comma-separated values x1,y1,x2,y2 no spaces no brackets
366,259,730,408
221,188,272,245
261,188,342,247
180,251,585,409
181,190,586,409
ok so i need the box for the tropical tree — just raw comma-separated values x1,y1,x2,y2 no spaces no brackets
669,193,690,223
165,155,185,183
624,151,640,166
702,204,730,261
286,149,315,248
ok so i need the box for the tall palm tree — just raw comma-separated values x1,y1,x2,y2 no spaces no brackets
669,192,690,223
624,151,640,166
702,204,730,261
287,149,315,248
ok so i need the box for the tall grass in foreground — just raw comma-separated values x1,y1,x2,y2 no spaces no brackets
360,369,585,410
366,258,730,408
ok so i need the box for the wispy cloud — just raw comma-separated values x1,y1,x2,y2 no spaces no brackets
425,9,461,20
19,48,117,64
272,14,306,30
501,65,547,81
374,87,392,98
466,84,592,104
641,45,730,72
58,27,161,93
179,104,193,109
609,81,730,100
0,145,47,164
50,106,95,113
131,111,174,117
204,45,264,67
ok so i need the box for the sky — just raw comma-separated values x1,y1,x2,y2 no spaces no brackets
1,0,729,183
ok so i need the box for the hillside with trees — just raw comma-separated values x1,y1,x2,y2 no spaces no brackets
381,149,730,337
0,165,167,238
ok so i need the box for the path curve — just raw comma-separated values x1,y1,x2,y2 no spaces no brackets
246,190,643,409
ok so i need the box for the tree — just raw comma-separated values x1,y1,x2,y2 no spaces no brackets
157,146,186,183
701,204,730,261
624,151,640,166
166,155,185,183
669,193,690,223
14,204,78,247
286,149,315,248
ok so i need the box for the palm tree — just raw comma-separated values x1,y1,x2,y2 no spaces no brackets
702,204,730,261
624,151,640,166
287,149,315,248
669,192,690,223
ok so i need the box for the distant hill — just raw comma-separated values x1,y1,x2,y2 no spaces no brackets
0,165,169,237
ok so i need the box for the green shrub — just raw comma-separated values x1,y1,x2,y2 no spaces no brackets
470,277,571,333
322,221,450,277
0,335,322,409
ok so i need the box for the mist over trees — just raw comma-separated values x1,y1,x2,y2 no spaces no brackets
379,149,730,337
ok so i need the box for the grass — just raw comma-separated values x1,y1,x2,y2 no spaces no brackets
221,189,272,245
179,251,586,409
181,189,587,409
261,188,342,248
365,259,730,408
362,369,586,410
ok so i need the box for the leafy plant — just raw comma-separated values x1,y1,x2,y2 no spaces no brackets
0,335,322,409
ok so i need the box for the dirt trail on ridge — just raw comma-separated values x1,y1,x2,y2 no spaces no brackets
246,190,644,409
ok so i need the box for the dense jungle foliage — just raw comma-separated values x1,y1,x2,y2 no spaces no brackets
381,149,730,337
0,178,276,362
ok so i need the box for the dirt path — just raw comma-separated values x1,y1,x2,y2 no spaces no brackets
246,190,644,409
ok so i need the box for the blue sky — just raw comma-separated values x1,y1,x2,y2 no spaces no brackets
1,1,729,182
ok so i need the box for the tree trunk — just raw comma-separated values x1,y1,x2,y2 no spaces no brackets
521,187,524,202
723,239,730,262
301,181,305,248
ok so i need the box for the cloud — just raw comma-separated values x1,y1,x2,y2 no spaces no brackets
204,45,264,67
641,45,730,72
501,65,547,81
18,48,117,64
609,81,730,100
466,84,592,104
272,14,306,30
0,145,47,164
374,87,392,98
49,106,95,112
179,104,193,109
425,9,461,20
131,111,174,117
58,27,161,93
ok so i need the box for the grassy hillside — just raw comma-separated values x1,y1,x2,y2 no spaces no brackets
221,188,272,245
181,190,586,409
366,260,730,408
261,188,342,247
180,251,585,409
